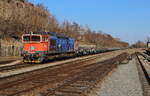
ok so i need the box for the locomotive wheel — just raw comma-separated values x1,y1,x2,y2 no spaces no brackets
38,57,44,63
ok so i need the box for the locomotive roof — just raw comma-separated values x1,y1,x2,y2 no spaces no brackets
24,32,71,39
57,34,69,39
41,32,70,39
33,32,57,36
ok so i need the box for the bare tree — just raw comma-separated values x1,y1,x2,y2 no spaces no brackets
0,0,129,48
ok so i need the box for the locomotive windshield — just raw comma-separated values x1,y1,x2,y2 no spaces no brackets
32,36,40,41
23,35,41,42
23,36,30,41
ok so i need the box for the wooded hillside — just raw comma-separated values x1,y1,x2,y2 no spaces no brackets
0,0,128,48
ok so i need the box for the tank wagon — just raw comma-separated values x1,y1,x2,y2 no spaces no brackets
22,32,77,63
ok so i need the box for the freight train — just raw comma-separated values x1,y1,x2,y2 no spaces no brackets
22,32,78,63
22,32,119,63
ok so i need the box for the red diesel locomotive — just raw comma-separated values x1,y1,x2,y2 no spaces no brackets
22,32,77,63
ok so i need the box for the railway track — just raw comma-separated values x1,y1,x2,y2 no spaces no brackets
0,53,105,78
0,62,33,72
136,52,150,96
0,52,129,96
0,57,22,65
0,60,16,64
0,53,104,72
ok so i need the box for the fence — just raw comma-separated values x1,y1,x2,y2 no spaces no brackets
0,45,22,56
0,39,22,56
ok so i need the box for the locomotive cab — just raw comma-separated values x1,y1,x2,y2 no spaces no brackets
22,34,48,63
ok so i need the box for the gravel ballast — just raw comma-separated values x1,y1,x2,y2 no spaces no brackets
90,58,143,96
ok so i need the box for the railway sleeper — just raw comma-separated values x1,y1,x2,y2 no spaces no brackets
58,87,84,93
65,85,89,90
69,81,95,91
55,90,83,96
54,92,83,96
72,81,93,86
69,83,91,88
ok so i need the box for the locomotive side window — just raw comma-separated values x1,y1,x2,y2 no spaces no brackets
42,37,45,41
23,36,30,41
32,36,40,41
42,37,48,42
50,39,56,46
45,37,48,41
